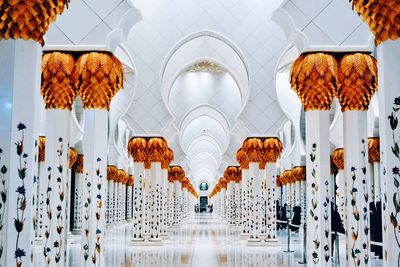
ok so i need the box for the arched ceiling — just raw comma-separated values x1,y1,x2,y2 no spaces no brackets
42,0,374,186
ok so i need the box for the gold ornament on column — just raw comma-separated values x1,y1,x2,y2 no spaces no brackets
107,165,118,181
351,0,400,45
337,53,378,111
262,137,283,164
236,147,249,170
181,177,190,189
162,147,174,169
242,138,263,167
330,155,338,175
170,166,185,182
38,136,46,163
331,148,345,171
0,0,70,44
73,52,124,110
292,166,306,182
220,177,227,189
128,175,134,187
290,53,339,111
368,137,380,163
41,52,77,110
147,137,167,163
276,175,282,187
128,137,149,167
75,154,84,174
69,147,77,169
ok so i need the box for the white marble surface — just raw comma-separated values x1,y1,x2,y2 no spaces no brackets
34,213,384,266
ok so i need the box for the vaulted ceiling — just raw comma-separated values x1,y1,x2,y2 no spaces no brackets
44,0,372,186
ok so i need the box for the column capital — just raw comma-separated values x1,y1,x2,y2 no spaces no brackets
147,137,167,163
351,0,400,45
41,52,77,110
38,136,46,163
290,52,339,111
75,154,84,174
262,137,283,163
128,137,148,163
107,165,118,181
69,147,77,169
337,53,378,111
242,137,264,164
73,52,124,110
236,147,249,169
331,148,345,170
0,0,70,44
368,137,380,163
162,147,174,169
292,166,306,181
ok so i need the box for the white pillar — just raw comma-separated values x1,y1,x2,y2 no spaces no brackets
0,39,42,267
80,109,108,266
306,110,332,266
265,163,277,241
168,181,174,227
150,162,161,241
343,111,371,267
42,109,70,266
249,162,261,241
377,40,400,267
173,180,181,226
132,162,145,241
160,168,168,236
241,169,249,235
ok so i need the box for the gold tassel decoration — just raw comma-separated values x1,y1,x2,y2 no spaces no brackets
73,52,124,110
41,52,77,110
0,0,70,44
351,0,400,45
290,53,339,111
337,53,378,111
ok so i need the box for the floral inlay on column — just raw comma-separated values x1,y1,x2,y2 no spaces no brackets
388,96,400,265
0,149,7,263
14,123,28,267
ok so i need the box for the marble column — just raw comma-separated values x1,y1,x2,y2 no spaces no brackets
0,39,42,267
263,138,282,241
291,52,338,266
0,2,69,265
167,173,174,228
37,137,46,239
106,166,117,225
41,51,77,266
75,52,124,266
161,148,173,236
368,138,380,204
237,148,250,236
127,137,147,242
235,171,242,227
332,149,346,226
337,53,378,267
243,138,264,242
377,40,400,267
73,155,84,230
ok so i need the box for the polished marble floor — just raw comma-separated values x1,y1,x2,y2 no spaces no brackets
34,213,384,266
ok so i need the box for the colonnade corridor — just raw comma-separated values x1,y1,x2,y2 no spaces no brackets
1,1,400,267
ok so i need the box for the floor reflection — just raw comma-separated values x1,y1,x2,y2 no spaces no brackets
33,213,384,266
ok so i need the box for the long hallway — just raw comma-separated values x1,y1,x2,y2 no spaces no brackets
62,213,303,267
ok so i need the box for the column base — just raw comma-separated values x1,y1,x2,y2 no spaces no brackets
264,238,278,242
247,239,264,247
149,237,163,243
130,237,145,245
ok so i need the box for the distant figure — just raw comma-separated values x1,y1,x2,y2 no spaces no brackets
370,201,383,258
278,203,287,230
290,206,301,232
331,203,345,254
